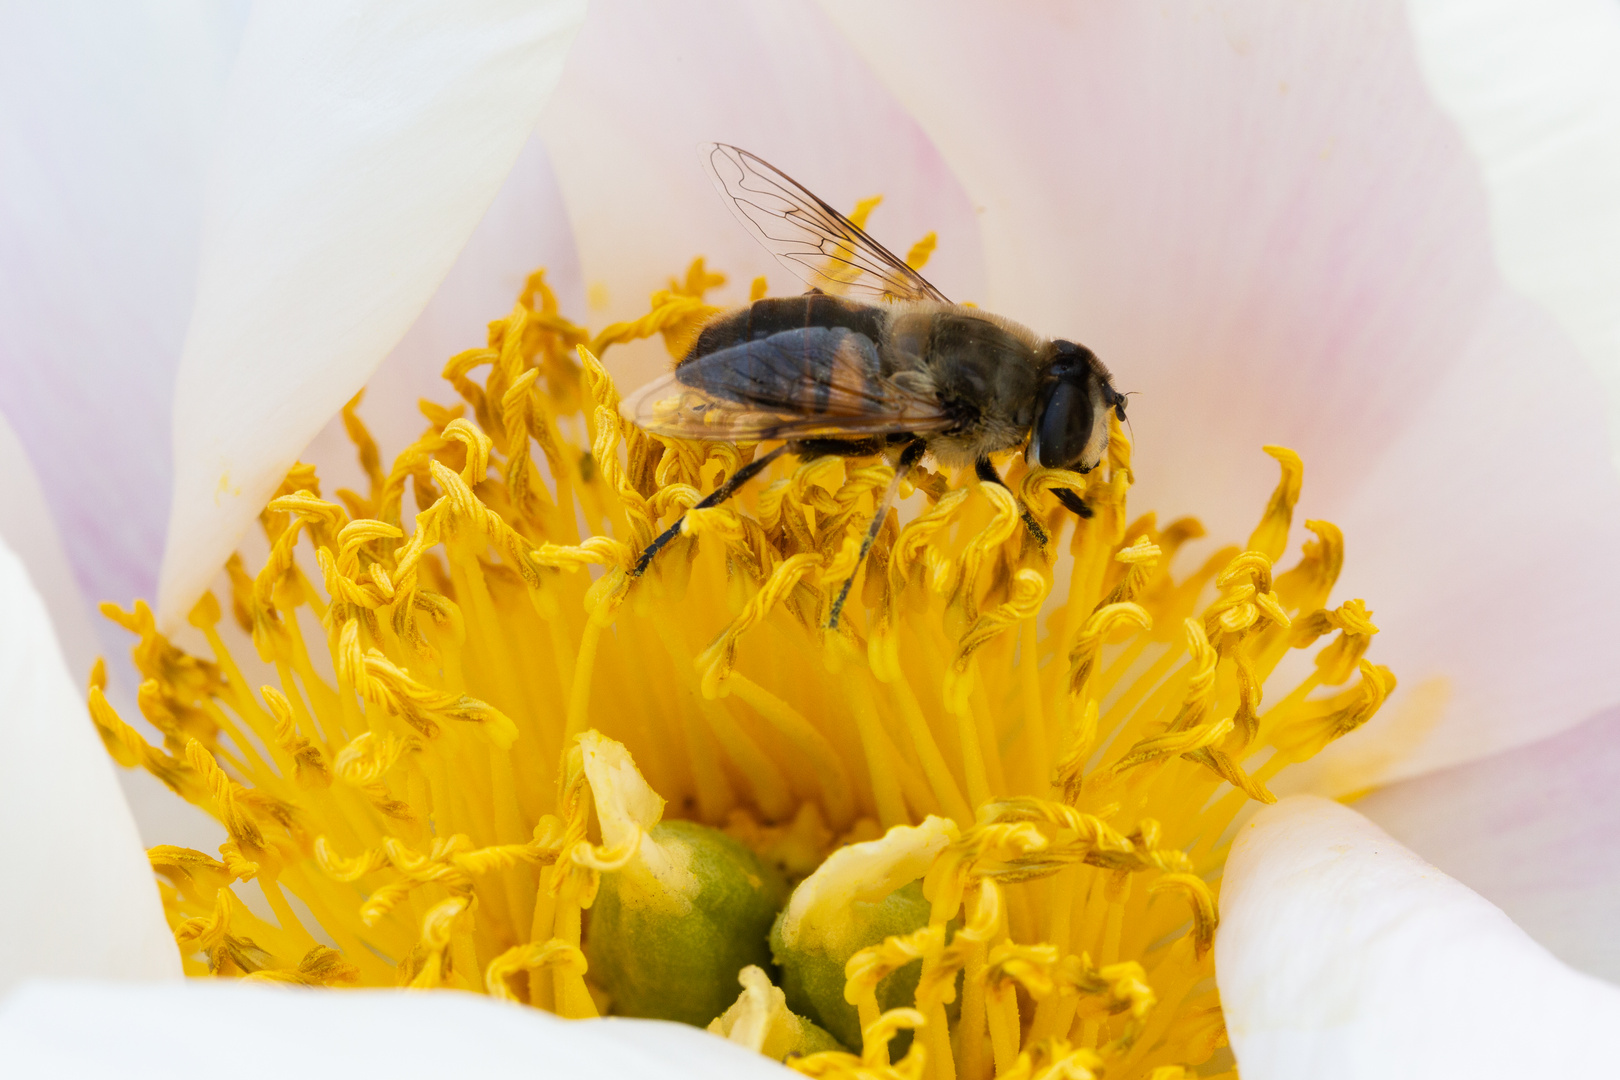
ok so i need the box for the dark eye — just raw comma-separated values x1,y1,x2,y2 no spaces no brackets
1035,379,1095,470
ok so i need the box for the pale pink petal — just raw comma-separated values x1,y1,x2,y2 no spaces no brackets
157,0,587,631
1218,796,1620,1078
1282,283,1620,786
821,0,1620,779
1356,704,1620,983
536,0,986,396
0,537,177,991
1410,0,1620,467
0,982,789,1078
0,2,246,650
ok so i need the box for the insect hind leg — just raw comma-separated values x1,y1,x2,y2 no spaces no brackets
828,440,927,630
630,443,791,578
974,458,1051,547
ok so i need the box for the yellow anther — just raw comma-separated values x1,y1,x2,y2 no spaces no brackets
1293,598,1380,683
1150,874,1219,958
148,846,236,903
243,946,361,987
1246,445,1303,560
1069,602,1152,697
362,651,517,746
819,530,864,587
945,569,1048,713
904,232,937,271
697,553,822,698
1270,660,1398,759
485,939,587,1002
185,739,265,854
404,894,472,989
261,686,328,787
957,480,1021,621
683,504,747,546
984,940,1062,997
532,535,631,572
1276,518,1346,612
996,1039,1106,1080
861,1007,926,1066
587,283,719,360
335,518,404,577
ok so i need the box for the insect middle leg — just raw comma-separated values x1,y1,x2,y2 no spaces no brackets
630,443,791,578
828,439,928,630
973,457,1053,546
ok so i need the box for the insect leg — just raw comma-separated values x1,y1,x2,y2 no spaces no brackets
630,443,791,578
828,440,927,630
1052,487,1094,520
973,458,1051,546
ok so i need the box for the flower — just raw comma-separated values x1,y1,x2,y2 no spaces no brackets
3,1,1620,1078
77,236,1393,1074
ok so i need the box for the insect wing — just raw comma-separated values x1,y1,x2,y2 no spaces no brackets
701,143,949,304
620,328,953,442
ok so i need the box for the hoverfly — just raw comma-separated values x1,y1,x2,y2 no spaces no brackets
621,144,1126,626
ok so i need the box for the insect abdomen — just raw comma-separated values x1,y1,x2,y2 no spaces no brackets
685,294,887,364
677,325,884,415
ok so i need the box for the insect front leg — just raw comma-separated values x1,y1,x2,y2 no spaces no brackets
1051,487,1094,520
973,457,1052,547
630,443,791,578
827,439,927,630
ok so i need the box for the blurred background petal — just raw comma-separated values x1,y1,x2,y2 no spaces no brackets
1410,0,1620,466
0,535,177,993
819,0,1620,783
1218,796,1620,1078
0,0,249,667
157,0,586,630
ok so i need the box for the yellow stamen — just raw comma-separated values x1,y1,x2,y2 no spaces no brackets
93,252,1389,1080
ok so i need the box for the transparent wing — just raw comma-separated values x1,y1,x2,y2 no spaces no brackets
619,329,953,442
701,143,950,304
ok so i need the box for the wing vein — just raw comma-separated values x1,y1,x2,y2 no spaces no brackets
701,143,950,304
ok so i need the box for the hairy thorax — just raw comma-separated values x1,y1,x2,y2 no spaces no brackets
882,302,1047,468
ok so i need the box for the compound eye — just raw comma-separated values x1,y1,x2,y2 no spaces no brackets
1035,379,1095,470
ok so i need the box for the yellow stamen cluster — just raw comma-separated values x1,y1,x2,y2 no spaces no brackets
92,254,1391,1080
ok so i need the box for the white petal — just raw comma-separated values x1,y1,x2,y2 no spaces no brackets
821,1,1620,780
301,130,585,476
1409,0,1620,468
157,0,587,631
0,537,177,992
0,2,246,644
1356,704,1620,984
0,411,102,687
537,0,985,396
0,982,790,1079
1218,796,1620,1079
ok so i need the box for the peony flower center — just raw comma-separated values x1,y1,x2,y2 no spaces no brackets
91,254,1392,1080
